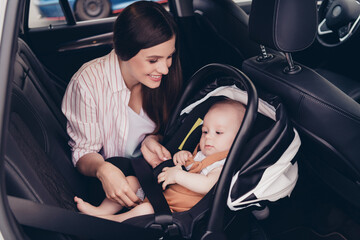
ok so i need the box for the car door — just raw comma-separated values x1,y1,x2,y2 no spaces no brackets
24,0,116,83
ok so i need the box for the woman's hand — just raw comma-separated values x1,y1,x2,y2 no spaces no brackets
173,150,192,166
157,165,183,190
141,135,171,168
96,162,140,208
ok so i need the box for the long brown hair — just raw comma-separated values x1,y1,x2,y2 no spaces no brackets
113,1,182,134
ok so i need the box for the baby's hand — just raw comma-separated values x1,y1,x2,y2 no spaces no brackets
173,150,192,166
158,165,183,189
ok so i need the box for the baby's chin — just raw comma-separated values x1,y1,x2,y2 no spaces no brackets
203,147,230,157
202,148,216,156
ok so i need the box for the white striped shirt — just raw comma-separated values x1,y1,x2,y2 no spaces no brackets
62,50,154,166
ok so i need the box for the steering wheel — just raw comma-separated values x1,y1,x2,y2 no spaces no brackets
317,0,360,47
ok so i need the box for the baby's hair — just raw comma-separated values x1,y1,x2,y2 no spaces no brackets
210,98,246,114
208,98,246,127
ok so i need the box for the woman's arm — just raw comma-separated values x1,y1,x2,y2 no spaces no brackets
158,166,222,195
64,68,140,207
76,152,106,177
77,153,140,207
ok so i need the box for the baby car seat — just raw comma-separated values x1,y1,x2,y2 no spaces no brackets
126,63,301,240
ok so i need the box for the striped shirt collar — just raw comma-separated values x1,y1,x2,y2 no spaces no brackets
105,49,128,93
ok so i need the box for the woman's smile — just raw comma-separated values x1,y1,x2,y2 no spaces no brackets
149,74,162,82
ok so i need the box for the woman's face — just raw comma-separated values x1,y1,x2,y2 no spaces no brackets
121,36,176,90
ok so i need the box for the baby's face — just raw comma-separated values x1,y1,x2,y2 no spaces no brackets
199,104,242,156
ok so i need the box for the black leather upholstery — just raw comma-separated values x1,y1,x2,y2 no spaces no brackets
191,0,260,71
243,0,360,208
7,37,167,240
249,0,317,52
244,56,360,172
16,38,68,114
193,0,260,60
315,68,360,102
6,38,93,238
248,0,360,102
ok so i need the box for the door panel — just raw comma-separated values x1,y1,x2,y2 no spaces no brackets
25,18,115,82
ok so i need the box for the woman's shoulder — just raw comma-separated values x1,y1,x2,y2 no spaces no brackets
70,51,118,89
73,52,111,79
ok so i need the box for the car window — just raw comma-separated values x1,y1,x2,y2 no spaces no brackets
29,0,67,28
28,0,252,28
28,0,169,28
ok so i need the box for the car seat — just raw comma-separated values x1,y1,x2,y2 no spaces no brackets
7,38,156,239
192,0,260,66
170,0,261,82
242,0,360,211
124,63,300,239
192,0,360,103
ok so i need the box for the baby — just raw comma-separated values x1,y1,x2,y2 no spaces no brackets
75,99,246,222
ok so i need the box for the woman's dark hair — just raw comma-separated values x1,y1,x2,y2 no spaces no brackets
113,1,182,135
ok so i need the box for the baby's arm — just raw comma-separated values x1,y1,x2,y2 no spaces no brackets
173,150,192,166
158,166,222,195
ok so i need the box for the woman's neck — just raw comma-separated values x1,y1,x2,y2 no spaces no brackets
128,84,142,114
119,57,138,91
118,57,143,114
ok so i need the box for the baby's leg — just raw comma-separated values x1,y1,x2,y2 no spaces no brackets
100,202,155,223
75,175,142,216
75,196,122,216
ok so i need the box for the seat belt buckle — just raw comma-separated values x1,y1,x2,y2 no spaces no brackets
150,214,180,237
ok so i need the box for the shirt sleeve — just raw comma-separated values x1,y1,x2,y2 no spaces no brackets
62,70,102,166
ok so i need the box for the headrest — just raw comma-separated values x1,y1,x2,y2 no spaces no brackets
249,0,318,52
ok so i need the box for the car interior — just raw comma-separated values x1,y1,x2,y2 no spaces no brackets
1,0,360,239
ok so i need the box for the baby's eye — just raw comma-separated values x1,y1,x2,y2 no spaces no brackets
216,131,223,135
202,130,208,134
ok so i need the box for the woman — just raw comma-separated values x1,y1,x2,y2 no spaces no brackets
62,1,182,208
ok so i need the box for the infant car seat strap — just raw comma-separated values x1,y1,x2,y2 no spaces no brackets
186,149,229,173
132,158,179,235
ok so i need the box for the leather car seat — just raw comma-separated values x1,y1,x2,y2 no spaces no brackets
315,68,360,102
192,0,360,103
242,0,360,209
193,0,260,63
174,0,260,81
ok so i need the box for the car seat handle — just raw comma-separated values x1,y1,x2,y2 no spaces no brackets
200,64,259,239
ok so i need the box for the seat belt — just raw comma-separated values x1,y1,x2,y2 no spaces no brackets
131,157,179,236
8,195,159,239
